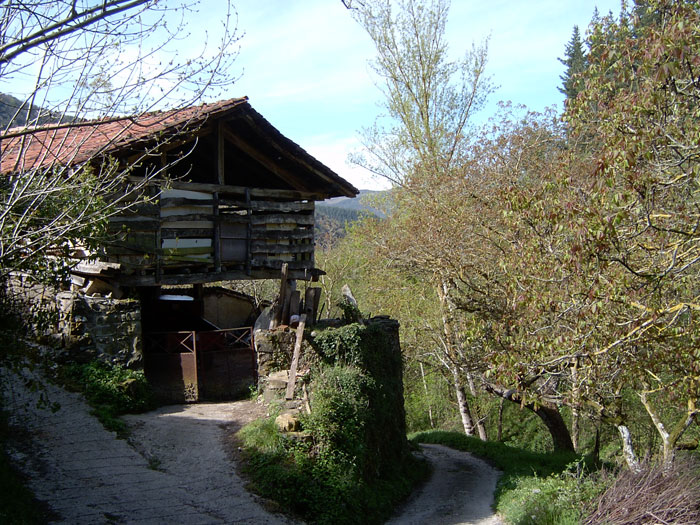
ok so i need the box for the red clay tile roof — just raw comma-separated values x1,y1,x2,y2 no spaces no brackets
0,97,359,198
0,98,249,174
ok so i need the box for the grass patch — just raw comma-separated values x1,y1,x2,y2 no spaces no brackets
56,360,156,436
411,430,609,525
237,417,430,524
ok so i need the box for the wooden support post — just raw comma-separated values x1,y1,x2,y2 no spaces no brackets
192,331,199,402
245,188,252,276
281,288,292,327
286,314,307,400
213,192,221,272
217,121,226,185
290,290,301,320
271,263,289,329
304,287,316,326
155,186,162,284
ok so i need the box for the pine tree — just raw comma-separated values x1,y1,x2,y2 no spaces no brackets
558,25,586,102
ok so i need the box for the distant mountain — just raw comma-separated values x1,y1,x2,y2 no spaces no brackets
315,189,390,248
0,92,70,129
319,189,388,218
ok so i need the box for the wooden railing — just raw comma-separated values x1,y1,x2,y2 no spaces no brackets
106,184,315,275
145,326,253,355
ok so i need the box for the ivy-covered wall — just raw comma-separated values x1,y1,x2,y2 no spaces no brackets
307,317,408,481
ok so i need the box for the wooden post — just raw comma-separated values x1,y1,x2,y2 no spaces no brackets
217,121,226,185
285,314,306,400
304,287,315,326
213,192,221,272
271,263,289,329
245,188,252,276
155,186,162,284
192,330,199,402
289,290,301,321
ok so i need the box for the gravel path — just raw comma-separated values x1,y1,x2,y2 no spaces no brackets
388,444,503,525
4,367,294,524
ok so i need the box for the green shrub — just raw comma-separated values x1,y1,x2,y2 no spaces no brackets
238,416,429,525
59,360,155,433
237,320,424,524
302,365,373,475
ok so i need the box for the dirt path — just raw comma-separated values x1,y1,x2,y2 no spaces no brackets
4,367,295,524
387,444,503,525
5,367,503,525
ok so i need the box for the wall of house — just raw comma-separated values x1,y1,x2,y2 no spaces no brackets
202,289,257,329
57,292,142,367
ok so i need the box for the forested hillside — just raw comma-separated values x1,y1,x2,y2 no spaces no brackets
0,92,65,128
315,190,387,247
318,1,700,523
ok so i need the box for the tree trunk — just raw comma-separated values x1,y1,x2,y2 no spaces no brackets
617,424,642,473
532,403,576,453
467,373,488,440
482,380,575,452
571,359,580,451
497,397,504,442
640,391,698,470
453,369,476,436
420,362,435,428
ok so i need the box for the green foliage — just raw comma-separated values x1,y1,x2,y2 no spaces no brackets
497,468,609,525
302,365,373,473
238,415,428,524
238,320,420,524
558,25,587,101
59,361,155,434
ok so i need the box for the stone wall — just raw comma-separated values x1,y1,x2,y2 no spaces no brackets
57,292,142,367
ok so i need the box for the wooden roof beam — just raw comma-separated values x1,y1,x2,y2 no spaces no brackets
221,126,315,193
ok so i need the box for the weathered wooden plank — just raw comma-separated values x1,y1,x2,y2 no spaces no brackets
108,217,160,231
160,246,213,256
158,213,214,222
250,214,314,226
161,238,211,250
213,192,221,272
160,188,212,201
160,198,215,208
285,314,307,400
127,178,327,201
119,203,160,216
217,214,249,224
113,267,321,286
249,259,313,270
161,220,214,229
161,228,213,239
250,201,314,213
221,239,247,262
250,244,315,254
220,222,247,239
250,228,313,240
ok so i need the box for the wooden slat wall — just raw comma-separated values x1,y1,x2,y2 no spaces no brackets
105,184,315,275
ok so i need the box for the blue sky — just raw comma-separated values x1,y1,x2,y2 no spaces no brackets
214,1,622,190
3,1,622,190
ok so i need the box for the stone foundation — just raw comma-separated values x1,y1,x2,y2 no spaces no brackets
57,292,142,367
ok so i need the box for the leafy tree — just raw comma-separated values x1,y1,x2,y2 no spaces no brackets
348,0,495,439
564,0,700,468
